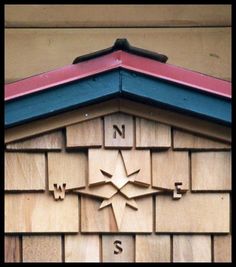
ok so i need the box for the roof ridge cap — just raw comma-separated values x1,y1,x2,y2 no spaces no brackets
72,38,168,64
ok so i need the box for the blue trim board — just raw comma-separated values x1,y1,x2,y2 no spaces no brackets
121,70,231,125
5,69,231,128
5,70,120,127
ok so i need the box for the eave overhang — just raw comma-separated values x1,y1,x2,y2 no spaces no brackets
5,39,231,129
5,50,231,101
5,69,231,128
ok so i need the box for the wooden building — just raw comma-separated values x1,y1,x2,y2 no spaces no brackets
4,38,231,262
5,5,231,262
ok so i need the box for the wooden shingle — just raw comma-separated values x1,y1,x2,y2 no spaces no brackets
5,192,79,233
88,149,151,187
88,149,118,186
66,118,103,148
135,234,170,262
104,113,134,148
102,235,134,262
173,129,231,150
81,196,152,233
5,152,45,191
213,235,231,262
6,131,63,150
22,235,62,262
48,151,87,191
4,235,21,262
152,150,189,190
65,234,100,262
121,149,151,186
155,193,230,233
136,117,171,148
173,235,211,262
191,152,231,191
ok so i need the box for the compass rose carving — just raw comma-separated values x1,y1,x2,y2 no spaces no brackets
50,148,186,230
76,150,160,229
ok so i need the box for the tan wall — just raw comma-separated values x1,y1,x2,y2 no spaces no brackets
5,5,231,83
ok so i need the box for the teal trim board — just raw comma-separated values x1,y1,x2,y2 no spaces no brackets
120,70,231,125
5,69,231,128
5,70,120,127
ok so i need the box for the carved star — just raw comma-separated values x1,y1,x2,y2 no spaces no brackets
99,193,138,229
76,150,160,230
102,152,139,189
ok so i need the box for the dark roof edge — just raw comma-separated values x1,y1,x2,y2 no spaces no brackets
72,38,168,64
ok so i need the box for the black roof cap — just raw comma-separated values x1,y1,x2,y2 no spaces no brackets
73,38,168,64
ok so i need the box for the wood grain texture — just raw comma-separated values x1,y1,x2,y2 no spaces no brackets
5,28,231,83
5,99,231,144
136,118,171,148
173,129,231,150
65,234,100,262
213,234,231,262
66,118,102,148
76,183,117,199
121,150,151,186
119,99,231,143
5,99,119,144
191,152,231,191
120,183,159,199
104,113,133,148
102,235,134,262
81,196,152,233
5,152,45,191
6,131,63,150
48,151,87,191
4,235,21,262
135,234,170,262
81,195,116,233
173,235,211,262
89,149,118,186
88,149,148,190
5,192,79,233
99,193,138,230
22,235,61,262
5,5,231,27
155,193,230,233
152,150,189,190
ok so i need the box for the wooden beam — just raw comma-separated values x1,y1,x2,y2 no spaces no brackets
5,99,231,143
5,5,231,28
119,99,231,142
5,99,119,143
